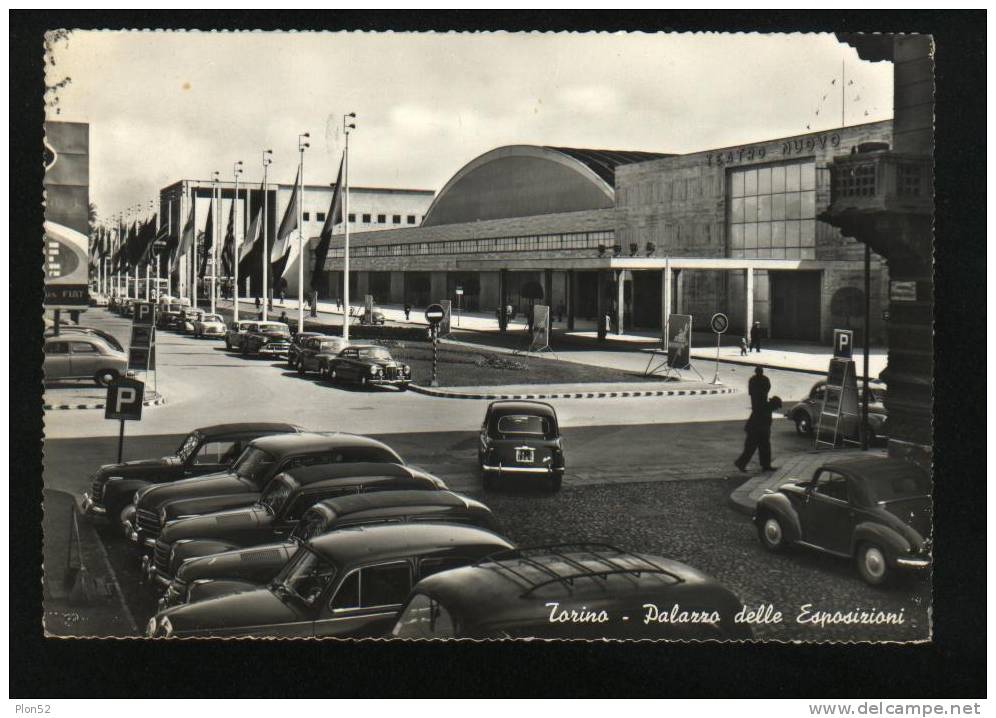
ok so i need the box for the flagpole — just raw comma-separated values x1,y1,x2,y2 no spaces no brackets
342,113,355,342
262,150,273,320
233,160,243,322
146,200,153,302
211,172,220,314
297,132,310,333
166,197,172,298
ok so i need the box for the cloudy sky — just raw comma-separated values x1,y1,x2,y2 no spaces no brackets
48,31,892,220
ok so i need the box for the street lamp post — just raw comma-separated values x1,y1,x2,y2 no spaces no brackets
233,160,243,321
297,132,310,333
262,150,273,320
342,113,356,342
211,171,221,314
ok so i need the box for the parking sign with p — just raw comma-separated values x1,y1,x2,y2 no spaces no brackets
833,329,854,359
105,377,145,421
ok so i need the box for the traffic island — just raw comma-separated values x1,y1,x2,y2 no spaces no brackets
43,387,166,411
409,381,737,401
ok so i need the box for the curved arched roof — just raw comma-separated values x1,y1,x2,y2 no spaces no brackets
421,145,671,227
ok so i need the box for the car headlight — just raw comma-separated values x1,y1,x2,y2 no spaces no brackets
370,365,381,375
160,617,173,638
403,364,411,376
146,617,158,637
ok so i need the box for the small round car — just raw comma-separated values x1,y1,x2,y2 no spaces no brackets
478,401,565,492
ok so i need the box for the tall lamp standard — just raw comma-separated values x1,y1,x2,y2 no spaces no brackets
211,171,221,314
233,160,243,321
297,132,310,333
261,149,273,320
342,113,356,342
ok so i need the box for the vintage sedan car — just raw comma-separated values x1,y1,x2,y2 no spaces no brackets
788,380,888,443
223,320,256,351
179,309,206,335
753,456,932,586
125,432,405,548
241,321,293,358
296,336,349,375
286,332,328,369
89,293,109,307
192,313,227,339
478,401,565,492
81,422,300,521
360,307,386,325
156,301,190,330
147,523,514,638
44,335,128,386
322,344,411,389
160,489,500,608
44,326,124,352
145,463,449,588
391,544,752,640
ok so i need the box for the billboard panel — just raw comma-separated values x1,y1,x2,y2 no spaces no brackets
666,314,692,369
44,121,90,309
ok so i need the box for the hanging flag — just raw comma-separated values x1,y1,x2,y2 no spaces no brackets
172,203,195,274
310,154,344,291
270,166,300,264
279,229,303,281
199,200,214,278
221,197,236,276
136,214,159,267
238,181,265,264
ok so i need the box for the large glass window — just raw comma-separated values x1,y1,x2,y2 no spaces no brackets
728,161,817,259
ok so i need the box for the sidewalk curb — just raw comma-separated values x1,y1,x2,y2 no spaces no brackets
43,393,167,412
408,384,738,401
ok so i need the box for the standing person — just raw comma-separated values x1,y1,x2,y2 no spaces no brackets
735,396,783,473
336,295,342,312
404,303,412,321
748,366,771,412
278,310,289,328
254,296,261,313
749,320,763,353
739,335,749,356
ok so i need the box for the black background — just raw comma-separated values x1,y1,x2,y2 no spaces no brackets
10,10,986,698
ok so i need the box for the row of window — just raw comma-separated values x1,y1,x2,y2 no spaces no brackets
325,230,615,261
301,212,420,226
729,162,817,197
730,219,818,250
729,248,817,260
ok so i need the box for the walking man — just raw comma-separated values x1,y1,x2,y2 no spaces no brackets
748,366,771,412
735,396,783,473
739,336,749,356
404,303,412,321
749,321,763,353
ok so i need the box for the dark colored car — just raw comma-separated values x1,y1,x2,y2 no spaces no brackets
82,422,301,522
241,321,292,358
160,489,500,608
144,464,449,587
324,345,411,389
391,544,752,640
478,401,565,492
788,380,887,443
753,456,932,586
146,523,514,638
295,336,350,375
44,326,124,352
125,432,405,548
157,302,190,330
286,332,328,369
360,308,386,325
224,320,256,351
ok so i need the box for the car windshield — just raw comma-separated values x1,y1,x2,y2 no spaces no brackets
865,471,931,503
319,340,343,352
357,347,392,361
258,478,294,515
273,547,338,607
497,414,549,436
290,511,328,542
232,447,277,483
203,314,223,323
392,593,456,638
259,323,289,334
175,432,201,461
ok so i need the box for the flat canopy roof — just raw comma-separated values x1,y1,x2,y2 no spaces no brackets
452,256,832,272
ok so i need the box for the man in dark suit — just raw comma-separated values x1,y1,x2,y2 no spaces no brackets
735,396,783,473
748,366,771,411
749,321,763,352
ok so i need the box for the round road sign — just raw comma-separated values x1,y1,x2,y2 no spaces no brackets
425,303,445,324
710,312,729,334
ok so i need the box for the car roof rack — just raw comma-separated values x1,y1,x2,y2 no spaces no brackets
474,543,684,597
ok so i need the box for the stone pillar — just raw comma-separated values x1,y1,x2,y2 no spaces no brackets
543,268,554,309
596,271,606,340
674,269,685,314
498,269,508,333
430,271,447,303
614,271,625,335
745,267,754,334
389,272,405,304
662,267,672,340
567,269,576,331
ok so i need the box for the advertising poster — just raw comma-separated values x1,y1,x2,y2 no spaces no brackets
666,313,692,369
529,304,550,351
43,121,90,309
438,299,452,336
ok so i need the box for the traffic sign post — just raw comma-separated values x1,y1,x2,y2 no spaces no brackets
105,377,145,463
455,286,463,328
425,304,445,387
709,312,729,385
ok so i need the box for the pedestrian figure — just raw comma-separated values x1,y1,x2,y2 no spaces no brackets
404,303,412,321
735,396,783,473
279,289,285,305
750,321,763,353
278,310,289,327
739,336,749,356
254,296,261,311
748,366,771,412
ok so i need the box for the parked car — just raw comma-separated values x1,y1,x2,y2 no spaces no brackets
296,336,349,375
788,380,887,444
361,307,386,325
753,456,932,586
116,299,136,317
156,301,187,329
81,422,300,522
146,523,514,638
241,321,293,358
160,489,500,608
322,344,411,389
180,309,206,335
286,332,328,369
44,335,128,386
89,293,109,307
44,326,124,352
391,544,752,640
124,432,405,548
193,312,226,339
478,401,565,492
146,465,451,588
224,320,256,351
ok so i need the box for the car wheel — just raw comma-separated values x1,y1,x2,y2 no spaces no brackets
856,542,891,586
225,338,232,350
241,343,249,357
548,474,563,493
297,359,306,375
757,514,787,552
794,413,813,436
94,369,119,387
